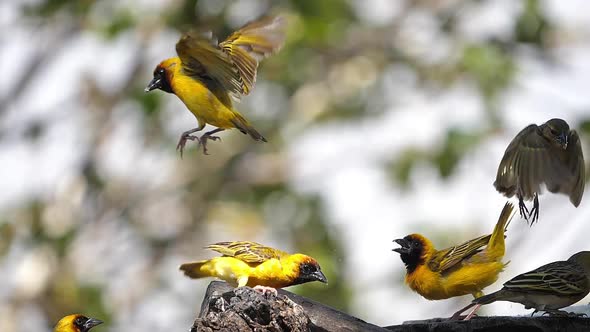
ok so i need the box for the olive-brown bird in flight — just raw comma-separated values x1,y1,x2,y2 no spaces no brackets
494,118,585,224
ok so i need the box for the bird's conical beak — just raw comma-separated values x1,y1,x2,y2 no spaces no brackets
83,318,103,331
392,238,411,254
145,77,161,92
559,133,568,149
313,270,328,284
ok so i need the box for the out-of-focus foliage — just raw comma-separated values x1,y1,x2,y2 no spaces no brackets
2,0,590,331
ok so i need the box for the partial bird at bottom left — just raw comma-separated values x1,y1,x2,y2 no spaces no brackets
53,314,103,332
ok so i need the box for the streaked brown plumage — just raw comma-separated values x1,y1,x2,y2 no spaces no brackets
454,251,590,318
494,118,585,224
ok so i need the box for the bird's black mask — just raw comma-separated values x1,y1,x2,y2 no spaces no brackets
393,236,424,273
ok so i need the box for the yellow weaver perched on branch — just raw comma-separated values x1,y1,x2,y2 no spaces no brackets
180,241,327,294
393,202,515,318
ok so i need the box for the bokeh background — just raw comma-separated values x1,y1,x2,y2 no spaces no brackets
2,0,590,331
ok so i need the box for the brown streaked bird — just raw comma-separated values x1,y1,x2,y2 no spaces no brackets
494,118,585,224
179,241,327,293
145,15,287,156
453,251,590,319
54,314,103,332
393,202,515,317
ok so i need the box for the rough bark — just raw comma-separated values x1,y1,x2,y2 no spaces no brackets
191,281,387,332
192,286,310,332
192,282,590,332
385,316,590,332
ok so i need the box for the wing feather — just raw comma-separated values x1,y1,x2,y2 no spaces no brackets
428,234,491,272
548,130,585,206
176,33,243,96
175,16,286,100
494,124,581,201
219,15,287,96
206,241,288,263
503,261,588,296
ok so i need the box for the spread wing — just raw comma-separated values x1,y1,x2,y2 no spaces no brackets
176,15,286,100
503,261,589,296
176,32,243,96
548,130,585,206
428,234,491,273
494,124,575,201
219,15,286,96
206,241,288,263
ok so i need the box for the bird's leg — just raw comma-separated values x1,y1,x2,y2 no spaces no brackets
463,304,481,320
450,303,477,320
198,128,225,155
177,127,203,158
528,193,539,225
517,195,530,222
253,285,278,296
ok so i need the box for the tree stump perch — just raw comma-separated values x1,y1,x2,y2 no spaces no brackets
192,281,387,332
192,286,311,332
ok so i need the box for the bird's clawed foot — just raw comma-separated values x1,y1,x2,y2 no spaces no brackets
518,196,530,222
198,133,221,155
176,129,201,158
528,194,539,225
176,128,224,156
253,285,278,296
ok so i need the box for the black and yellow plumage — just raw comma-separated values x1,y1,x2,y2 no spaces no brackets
146,16,287,155
393,202,515,302
180,241,327,289
53,314,103,332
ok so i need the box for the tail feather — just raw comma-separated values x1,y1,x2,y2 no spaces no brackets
179,260,211,279
231,114,267,142
453,287,511,319
487,202,515,257
473,289,507,305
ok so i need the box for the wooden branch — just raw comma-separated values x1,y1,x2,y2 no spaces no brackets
192,282,590,332
385,316,590,332
192,281,388,332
